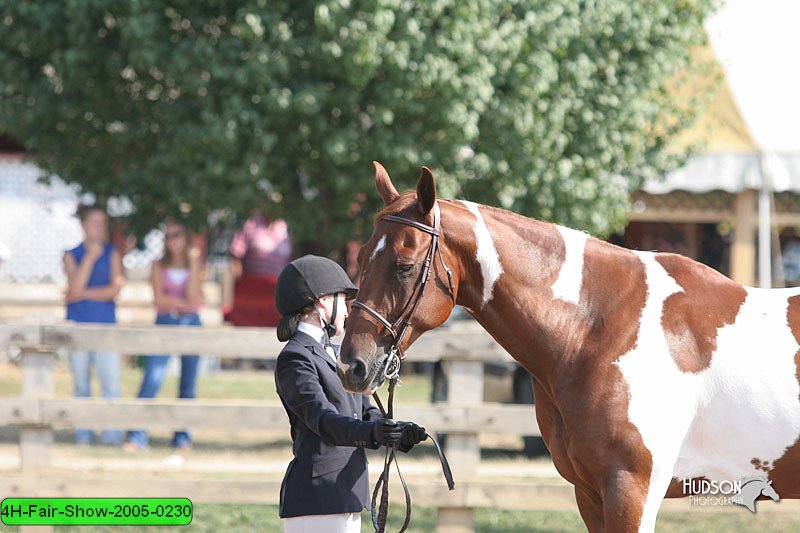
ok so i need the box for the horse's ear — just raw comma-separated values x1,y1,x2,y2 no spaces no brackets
374,161,399,206
416,166,436,215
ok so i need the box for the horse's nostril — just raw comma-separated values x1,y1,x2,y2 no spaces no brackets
350,357,368,383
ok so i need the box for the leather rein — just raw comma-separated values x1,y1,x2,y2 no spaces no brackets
350,201,456,532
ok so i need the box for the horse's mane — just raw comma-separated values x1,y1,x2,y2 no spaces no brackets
442,198,556,227
376,193,582,243
377,192,555,227
373,193,639,258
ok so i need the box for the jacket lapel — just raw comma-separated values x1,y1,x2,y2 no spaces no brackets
294,331,337,370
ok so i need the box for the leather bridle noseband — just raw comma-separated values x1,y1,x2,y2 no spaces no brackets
349,201,456,533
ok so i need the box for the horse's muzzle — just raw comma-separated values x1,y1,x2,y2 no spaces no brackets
338,352,387,394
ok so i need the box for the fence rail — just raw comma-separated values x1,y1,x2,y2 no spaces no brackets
1,321,510,361
0,399,541,434
0,281,224,325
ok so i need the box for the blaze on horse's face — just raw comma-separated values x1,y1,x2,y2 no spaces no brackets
338,162,456,394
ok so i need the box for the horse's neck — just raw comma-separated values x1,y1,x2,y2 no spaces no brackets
742,480,767,494
445,202,636,382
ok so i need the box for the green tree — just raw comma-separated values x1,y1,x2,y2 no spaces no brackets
0,0,715,255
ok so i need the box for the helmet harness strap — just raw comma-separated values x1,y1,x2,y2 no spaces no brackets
316,292,340,344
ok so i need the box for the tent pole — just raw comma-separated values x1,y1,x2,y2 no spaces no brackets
758,185,772,288
731,190,757,286
758,153,772,288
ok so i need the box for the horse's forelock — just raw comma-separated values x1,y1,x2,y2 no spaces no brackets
373,191,418,225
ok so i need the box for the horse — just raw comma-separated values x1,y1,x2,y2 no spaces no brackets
730,477,780,513
337,162,800,532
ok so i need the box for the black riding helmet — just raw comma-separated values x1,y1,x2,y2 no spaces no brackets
275,255,358,341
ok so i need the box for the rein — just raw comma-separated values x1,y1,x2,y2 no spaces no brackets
351,201,456,532
370,381,454,533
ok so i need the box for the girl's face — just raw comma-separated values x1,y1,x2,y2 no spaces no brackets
164,223,188,257
81,210,108,243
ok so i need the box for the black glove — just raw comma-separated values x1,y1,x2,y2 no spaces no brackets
372,418,404,447
398,422,427,453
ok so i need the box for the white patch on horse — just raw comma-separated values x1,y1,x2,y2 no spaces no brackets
370,234,386,263
459,200,502,308
615,252,694,532
615,253,800,532
673,287,800,481
550,226,588,305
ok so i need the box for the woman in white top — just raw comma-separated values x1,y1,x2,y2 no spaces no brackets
124,219,205,451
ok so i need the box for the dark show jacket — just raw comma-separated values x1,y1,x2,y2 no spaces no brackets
275,330,382,518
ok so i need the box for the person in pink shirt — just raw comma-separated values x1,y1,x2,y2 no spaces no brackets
225,211,292,348
125,219,205,451
230,211,292,278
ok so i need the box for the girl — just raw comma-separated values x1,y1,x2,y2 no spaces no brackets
274,255,426,532
125,219,204,451
63,204,125,445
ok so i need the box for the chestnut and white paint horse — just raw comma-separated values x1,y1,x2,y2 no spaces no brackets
339,162,800,532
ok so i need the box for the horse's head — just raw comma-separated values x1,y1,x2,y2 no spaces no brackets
761,480,780,502
338,162,458,393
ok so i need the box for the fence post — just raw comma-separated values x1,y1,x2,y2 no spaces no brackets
19,347,55,533
437,358,483,533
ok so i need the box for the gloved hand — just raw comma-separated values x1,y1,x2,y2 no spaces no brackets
372,418,404,447
398,422,427,453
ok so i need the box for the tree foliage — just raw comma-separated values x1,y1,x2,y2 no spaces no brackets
0,0,715,254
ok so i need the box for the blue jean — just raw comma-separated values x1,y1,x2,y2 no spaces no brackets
68,350,122,445
127,312,201,448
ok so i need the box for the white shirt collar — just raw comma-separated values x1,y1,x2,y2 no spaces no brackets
297,322,337,363
297,321,325,345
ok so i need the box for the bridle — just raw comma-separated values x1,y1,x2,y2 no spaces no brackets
351,201,455,383
349,201,456,533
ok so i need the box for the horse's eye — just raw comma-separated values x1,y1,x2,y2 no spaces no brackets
397,263,414,275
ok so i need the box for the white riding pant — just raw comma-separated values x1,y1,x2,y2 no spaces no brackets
283,512,360,532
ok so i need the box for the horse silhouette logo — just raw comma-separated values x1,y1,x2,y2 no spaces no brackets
730,476,780,513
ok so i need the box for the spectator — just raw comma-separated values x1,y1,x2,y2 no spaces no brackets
230,211,292,279
124,219,204,452
274,255,427,532
226,211,292,328
781,228,800,287
63,204,124,446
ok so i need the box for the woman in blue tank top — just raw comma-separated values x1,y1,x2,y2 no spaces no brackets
63,204,125,445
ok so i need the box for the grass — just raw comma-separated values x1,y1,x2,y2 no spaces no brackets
2,504,798,532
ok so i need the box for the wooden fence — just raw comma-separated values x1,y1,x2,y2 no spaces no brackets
1,322,795,532
0,321,562,533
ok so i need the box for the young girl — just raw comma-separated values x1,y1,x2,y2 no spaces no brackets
63,204,125,446
125,219,205,451
274,255,426,532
